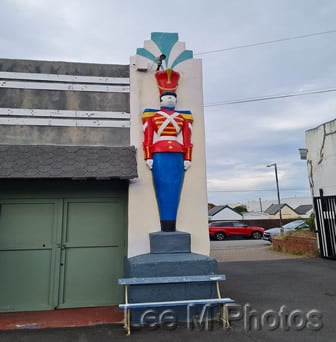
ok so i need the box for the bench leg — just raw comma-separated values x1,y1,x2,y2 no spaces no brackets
215,281,230,329
122,308,131,336
123,285,131,336
126,309,131,336
222,304,231,329
217,304,230,329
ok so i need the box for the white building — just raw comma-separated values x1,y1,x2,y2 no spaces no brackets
305,119,336,197
208,205,242,221
304,118,336,259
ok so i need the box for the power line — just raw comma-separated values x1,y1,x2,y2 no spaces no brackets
195,29,336,56
204,87,336,107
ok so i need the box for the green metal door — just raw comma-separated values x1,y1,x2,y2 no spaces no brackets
0,195,126,312
0,199,61,311
58,198,125,308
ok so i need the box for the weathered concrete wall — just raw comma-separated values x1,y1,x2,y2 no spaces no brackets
0,89,129,112
0,58,130,147
0,125,129,146
305,119,336,197
0,58,129,77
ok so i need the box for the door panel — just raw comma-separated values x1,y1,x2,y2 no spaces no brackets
59,247,124,307
0,250,53,311
58,199,125,308
0,201,56,247
0,200,59,312
65,201,124,245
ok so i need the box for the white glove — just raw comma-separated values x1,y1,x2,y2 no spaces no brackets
184,160,191,171
145,159,153,170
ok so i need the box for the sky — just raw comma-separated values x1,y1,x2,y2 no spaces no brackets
1,0,335,207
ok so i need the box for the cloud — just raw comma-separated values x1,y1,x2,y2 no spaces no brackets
1,0,335,206
204,89,335,204
260,96,336,131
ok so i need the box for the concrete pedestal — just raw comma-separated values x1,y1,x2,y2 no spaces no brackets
125,231,219,324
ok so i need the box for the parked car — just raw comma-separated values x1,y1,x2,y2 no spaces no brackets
263,219,309,242
209,221,265,241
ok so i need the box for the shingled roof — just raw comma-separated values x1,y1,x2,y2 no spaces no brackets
0,145,137,179
295,204,313,215
208,205,227,216
264,203,297,215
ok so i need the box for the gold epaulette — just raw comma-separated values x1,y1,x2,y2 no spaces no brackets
181,113,193,121
142,110,157,119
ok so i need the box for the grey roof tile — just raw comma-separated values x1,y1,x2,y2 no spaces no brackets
264,203,297,215
295,204,313,215
208,205,229,216
0,145,138,179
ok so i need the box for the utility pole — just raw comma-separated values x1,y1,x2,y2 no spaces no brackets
267,163,283,230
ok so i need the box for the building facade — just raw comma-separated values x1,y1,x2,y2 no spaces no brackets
305,119,336,259
0,58,137,311
0,32,211,313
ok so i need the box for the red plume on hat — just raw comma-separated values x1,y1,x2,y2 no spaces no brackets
155,68,180,96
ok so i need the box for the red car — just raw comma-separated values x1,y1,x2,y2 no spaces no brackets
209,221,264,241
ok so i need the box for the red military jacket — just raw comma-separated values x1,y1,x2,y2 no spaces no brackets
142,107,193,161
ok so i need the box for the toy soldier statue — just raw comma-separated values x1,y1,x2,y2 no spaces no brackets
142,69,193,232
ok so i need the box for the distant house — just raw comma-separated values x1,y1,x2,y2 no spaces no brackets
242,211,269,220
295,204,314,218
247,196,312,212
264,203,300,219
208,205,242,221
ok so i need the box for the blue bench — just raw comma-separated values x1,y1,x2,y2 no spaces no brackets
118,274,234,335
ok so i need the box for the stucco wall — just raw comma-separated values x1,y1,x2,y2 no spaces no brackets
128,56,210,257
305,119,336,197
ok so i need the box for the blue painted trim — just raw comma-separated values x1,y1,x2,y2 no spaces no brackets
171,50,194,69
136,48,157,63
151,32,178,65
143,109,191,114
176,110,192,114
118,274,226,285
119,298,235,310
143,108,158,112
136,32,194,69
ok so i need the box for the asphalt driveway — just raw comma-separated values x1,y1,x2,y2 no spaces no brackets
1,257,335,342
210,239,298,262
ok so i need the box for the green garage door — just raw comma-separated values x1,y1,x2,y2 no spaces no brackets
0,196,126,312
0,199,60,312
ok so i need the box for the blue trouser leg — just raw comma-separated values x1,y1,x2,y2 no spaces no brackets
152,153,184,231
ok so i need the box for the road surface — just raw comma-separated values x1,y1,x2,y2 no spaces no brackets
209,238,299,262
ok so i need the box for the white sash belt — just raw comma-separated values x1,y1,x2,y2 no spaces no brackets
157,136,178,141
157,111,181,136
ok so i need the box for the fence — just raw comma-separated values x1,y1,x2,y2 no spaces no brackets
314,194,336,259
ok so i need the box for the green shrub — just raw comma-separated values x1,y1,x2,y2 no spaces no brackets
305,213,316,232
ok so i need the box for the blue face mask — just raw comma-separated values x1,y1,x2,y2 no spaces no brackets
160,106,175,111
